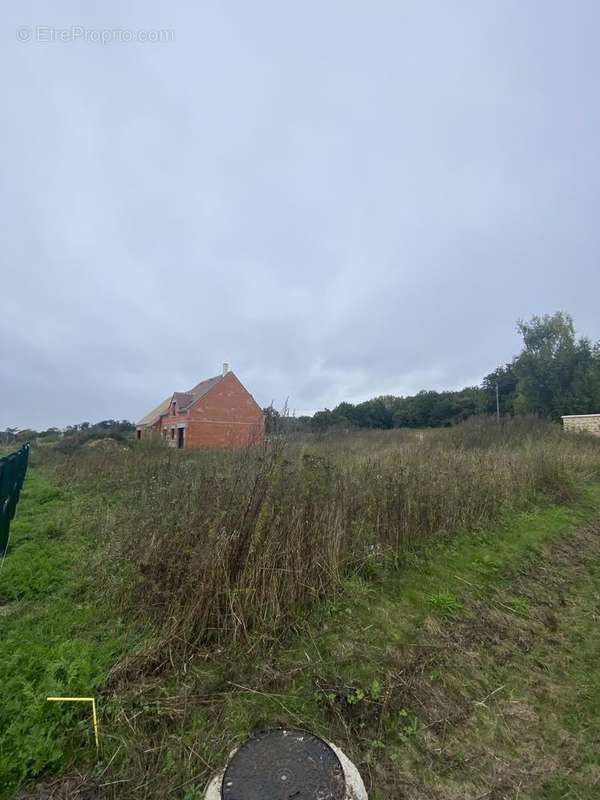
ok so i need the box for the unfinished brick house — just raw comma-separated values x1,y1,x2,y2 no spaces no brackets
136,365,264,449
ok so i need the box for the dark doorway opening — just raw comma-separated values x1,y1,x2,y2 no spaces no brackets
136,430,141,440
177,427,185,449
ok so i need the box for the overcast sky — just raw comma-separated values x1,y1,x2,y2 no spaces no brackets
2,1,599,429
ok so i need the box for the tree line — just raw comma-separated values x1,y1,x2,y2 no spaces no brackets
1,419,135,446
267,312,600,433
4,312,599,442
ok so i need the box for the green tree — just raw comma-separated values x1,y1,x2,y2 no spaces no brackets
482,363,518,416
512,312,600,418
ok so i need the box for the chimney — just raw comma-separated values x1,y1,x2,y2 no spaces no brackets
222,362,230,376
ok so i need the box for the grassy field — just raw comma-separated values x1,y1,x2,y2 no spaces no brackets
2,419,600,798
0,470,138,798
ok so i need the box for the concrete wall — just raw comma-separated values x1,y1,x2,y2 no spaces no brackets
562,414,600,436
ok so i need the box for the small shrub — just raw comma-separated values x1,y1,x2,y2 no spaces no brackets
427,591,463,617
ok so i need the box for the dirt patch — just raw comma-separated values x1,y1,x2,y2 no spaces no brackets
16,775,101,800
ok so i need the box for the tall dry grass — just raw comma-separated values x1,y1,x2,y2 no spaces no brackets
46,417,600,652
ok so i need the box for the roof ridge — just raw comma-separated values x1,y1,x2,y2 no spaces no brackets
138,372,229,424
186,374,223,393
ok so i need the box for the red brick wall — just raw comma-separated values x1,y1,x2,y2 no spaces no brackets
157,373,264,449
186,372,264,448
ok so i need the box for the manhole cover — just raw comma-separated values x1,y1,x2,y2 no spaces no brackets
221,728,346,800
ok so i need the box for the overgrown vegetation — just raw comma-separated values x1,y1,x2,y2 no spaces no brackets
45,417,599,654
3,418,600,798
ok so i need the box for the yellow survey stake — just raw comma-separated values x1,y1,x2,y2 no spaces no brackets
47,696,100,752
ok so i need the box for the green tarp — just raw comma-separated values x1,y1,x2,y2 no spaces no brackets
0,444,29,557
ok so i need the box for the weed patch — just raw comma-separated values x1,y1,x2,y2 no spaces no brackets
36,483,597,800
44,419,600,655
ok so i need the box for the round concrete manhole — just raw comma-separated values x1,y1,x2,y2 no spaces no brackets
220,728,346,800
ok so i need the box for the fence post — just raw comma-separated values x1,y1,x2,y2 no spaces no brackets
0,443,30,558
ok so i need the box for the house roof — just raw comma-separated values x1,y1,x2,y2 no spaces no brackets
137,374,226,426
172,391,195,409
137,396,172,427
182,375,224,407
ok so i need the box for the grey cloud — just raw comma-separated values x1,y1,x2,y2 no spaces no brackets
1,0,599,428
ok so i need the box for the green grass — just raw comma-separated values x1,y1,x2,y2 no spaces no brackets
0,469,136,799
3,463,600,798
528,559,600,798
92,483,600,798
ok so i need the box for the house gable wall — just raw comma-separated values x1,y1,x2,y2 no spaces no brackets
153,372,264,449
186,372,264,448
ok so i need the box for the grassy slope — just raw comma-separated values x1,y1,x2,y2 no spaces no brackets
99,484,600,799
0,469,135,799
3,469,600,798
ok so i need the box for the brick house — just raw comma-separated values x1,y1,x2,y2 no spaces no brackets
136,365,265,449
